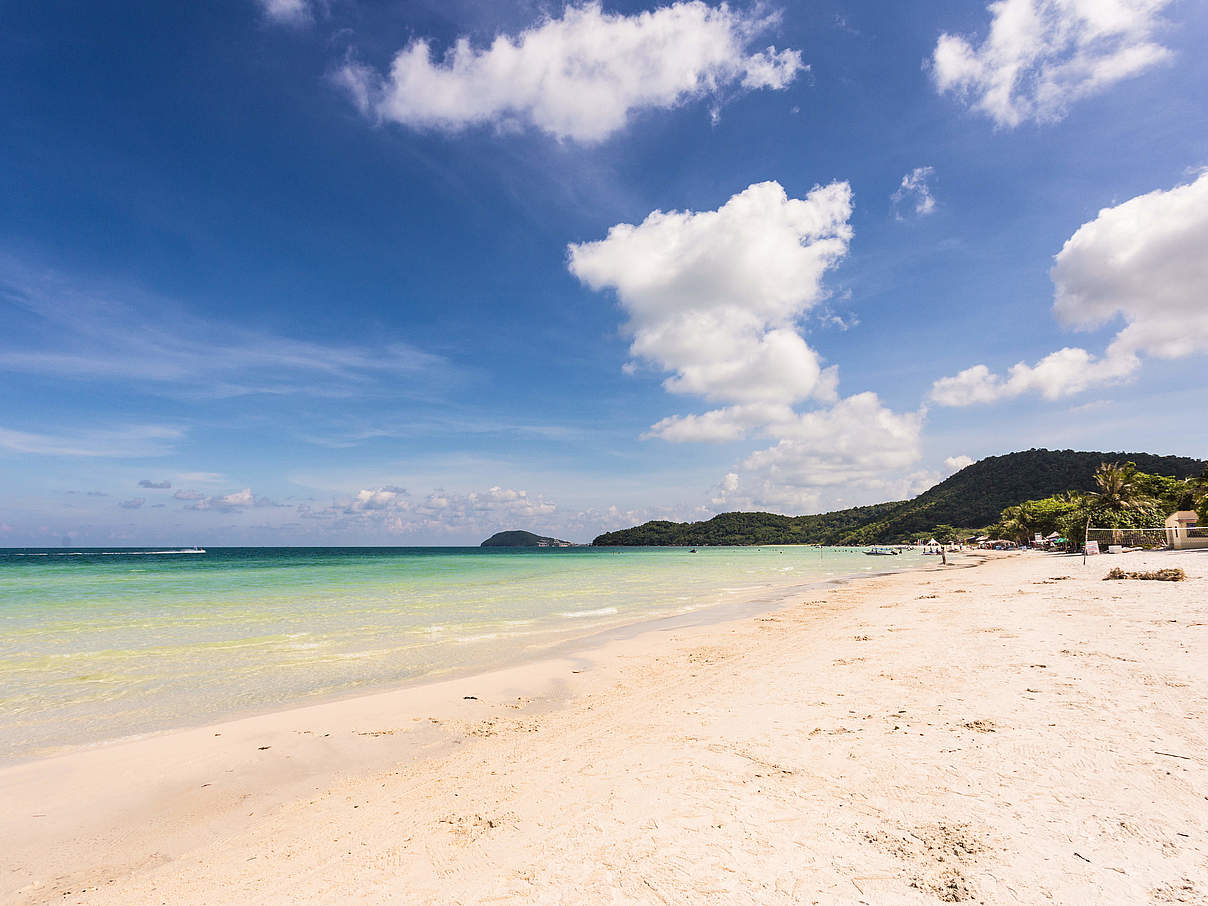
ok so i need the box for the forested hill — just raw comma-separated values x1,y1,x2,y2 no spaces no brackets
591,449,1205,546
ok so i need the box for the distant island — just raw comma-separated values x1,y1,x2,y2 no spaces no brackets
481,530,574,548
592,449,1205,547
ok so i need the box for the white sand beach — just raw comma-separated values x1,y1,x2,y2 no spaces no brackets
4,549,1206,905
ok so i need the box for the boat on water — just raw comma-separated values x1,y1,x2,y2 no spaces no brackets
864,547,899,556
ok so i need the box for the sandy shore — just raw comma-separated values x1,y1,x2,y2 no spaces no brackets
3,549,1206,905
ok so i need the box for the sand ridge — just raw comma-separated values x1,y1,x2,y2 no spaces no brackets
3,549,1207,904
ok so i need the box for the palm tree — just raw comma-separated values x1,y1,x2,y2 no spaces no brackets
1001,514,1029,544
1082,462,1141,559
1091,462,1139,509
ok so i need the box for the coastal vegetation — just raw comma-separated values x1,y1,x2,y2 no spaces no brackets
592,449,1205,546
988,460,1208,547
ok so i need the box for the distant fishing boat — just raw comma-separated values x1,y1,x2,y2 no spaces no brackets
864,547,899,556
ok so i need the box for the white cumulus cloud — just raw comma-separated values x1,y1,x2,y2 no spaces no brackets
710,393,929,513
932,0,1173,127
572,179,928,513
944,455,975,472
931,170,1208,406
339,2,805,143
891,166,937,218
930,347,1140,406
1053,169,1208,360
646,403,796,443
184,488,279,512
569,180,852,407
347,486,408,512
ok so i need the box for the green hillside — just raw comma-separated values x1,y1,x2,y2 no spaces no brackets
591,449,1205,546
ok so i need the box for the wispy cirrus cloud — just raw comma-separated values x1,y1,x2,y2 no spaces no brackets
295,413,601,450
176,472,225,484
339,2,805,143
0,425,184,458
891,166,937,219
0,260,450,400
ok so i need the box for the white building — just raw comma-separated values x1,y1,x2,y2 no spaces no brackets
1165,511,1206,550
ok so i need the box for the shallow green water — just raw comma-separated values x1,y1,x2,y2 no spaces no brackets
0,545,921,761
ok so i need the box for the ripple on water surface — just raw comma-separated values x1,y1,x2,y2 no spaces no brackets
0,545,922,761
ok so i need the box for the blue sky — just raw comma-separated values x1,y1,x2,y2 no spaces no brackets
2,0,1206,545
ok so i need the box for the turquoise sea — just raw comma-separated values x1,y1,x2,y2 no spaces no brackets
0,545,922,763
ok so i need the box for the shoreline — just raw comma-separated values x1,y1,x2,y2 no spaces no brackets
3,553,954,901
2,549,931,769
5,548,1205,904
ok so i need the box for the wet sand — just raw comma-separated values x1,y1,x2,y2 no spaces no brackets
3,549,1206,904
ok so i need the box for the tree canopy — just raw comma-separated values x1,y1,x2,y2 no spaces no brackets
592,449,1204,546
988,461,1206,547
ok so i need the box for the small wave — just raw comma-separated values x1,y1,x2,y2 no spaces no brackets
13,549,205,557
333,650,386,660
109,549,206,556
455,633,499,644
558,607,619,619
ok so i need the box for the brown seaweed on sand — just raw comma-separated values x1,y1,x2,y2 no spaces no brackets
1104,567,1186,582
